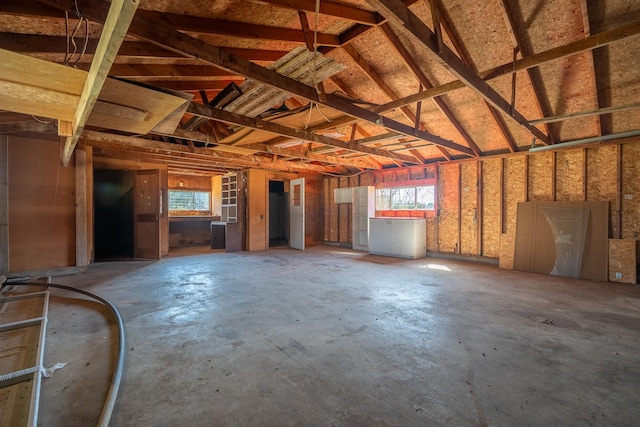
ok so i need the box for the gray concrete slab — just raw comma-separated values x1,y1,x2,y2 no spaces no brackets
38,245,640,426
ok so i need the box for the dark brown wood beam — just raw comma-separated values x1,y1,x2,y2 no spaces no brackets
38,0,475,157
187,103,419,164
579,0,602,137
368,0,549,144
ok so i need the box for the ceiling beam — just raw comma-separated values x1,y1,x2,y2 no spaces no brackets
529,102,640,125
39,0,475,157
59,0,139,166
0,33,289,62
82,130,337,173
367,0,548,144
250,0,383,26
495,0,554,145
379,23,482,156
73,64,242,80
168,128,377,169
579,0,602,137
377,19,640,114
186,103,419,164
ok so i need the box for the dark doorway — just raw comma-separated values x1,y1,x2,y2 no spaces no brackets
94,169,134,260
269,180,288,247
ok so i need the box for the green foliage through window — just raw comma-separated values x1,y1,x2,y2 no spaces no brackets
169,190,211,212
375,186,435,211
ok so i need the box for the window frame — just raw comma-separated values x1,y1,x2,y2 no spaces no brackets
168,189,212,216
374,178,437,217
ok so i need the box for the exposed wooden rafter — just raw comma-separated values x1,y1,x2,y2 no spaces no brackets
377,20,640,116
579,0,603,137
59,0,139,166
367,0,549,144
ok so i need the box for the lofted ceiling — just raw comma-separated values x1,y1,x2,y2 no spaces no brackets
0,0,639,176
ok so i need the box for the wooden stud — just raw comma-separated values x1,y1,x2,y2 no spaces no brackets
298,11,315,52
582,147,588,200
615,144,622,239
524,155,529,202
477,160,483,256
75,148,88,267
0,135,7,273
457,162,462,254
499,157,505,234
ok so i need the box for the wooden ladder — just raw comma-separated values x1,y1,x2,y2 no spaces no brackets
0,278,50,427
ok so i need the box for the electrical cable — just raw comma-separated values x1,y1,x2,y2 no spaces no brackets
2,279,125,427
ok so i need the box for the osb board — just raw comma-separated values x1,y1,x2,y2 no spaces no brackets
513,201,609,281
481,159,501,258
437,163,459,253
608,239,637,284
246,169,267,251
501,157,527,269
304,174,324,246
8,136,76,272
338,177,351,244
323,178,331,241
168,174,211,190
586,144,618,237
528,152,554,201
555,150,585,201
460,162,477,255
328,177,339,242
426,217,436,252
359,171,375,187
621,143,640,243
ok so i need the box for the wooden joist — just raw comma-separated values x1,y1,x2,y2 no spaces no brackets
59,0,140,166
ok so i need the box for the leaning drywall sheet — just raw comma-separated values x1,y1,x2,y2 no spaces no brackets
513,201,609,281
608,238,637,284
482,159,501,258
437,163,459,253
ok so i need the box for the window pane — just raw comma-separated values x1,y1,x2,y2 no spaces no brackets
375,188,391,210
416,186,435,210
391,187,415,210
169,190,211,212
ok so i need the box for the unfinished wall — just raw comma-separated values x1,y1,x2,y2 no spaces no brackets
319,139,639,279
304,174,324,246
8,136,76,272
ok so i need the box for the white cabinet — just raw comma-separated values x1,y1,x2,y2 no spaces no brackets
221,173,237,223
333,187,353,204
352,186,375,251
369,218,426,259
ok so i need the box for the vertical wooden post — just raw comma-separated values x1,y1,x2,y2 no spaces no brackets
582,147,588,200
551,151,556,201
75,149,88,267
477,160,483,256
615,144,622,239
524,154,529,202
499,157,505,234
434,164,440,253
457,162,462,254
0,135,8,273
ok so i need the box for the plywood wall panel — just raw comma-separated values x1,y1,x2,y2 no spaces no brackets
608,238,637,284
501,156,527,269
555,150,585,201
304,174,324,246
168,174,211,191
338,177,350,243
438,163,459,253
323,177,330,241
328,177,339,242
426,217,436,252
8,137,76,272
586,145,618,237
460,162,478,255
359,171,374,187
621,142,640,258
528,152,553,201
481,159,501,258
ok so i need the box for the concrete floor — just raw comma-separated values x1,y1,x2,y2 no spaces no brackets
38,245,640,426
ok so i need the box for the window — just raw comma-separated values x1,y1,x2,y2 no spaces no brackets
169,190,211,213
375,185,435,211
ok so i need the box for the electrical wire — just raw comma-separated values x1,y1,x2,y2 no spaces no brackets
2,279,125,427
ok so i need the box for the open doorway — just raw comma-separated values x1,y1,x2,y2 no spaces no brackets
94,169,134,260
269,180,288,247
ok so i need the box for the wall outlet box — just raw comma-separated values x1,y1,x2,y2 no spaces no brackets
624,194,633,200
615,272,623,279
